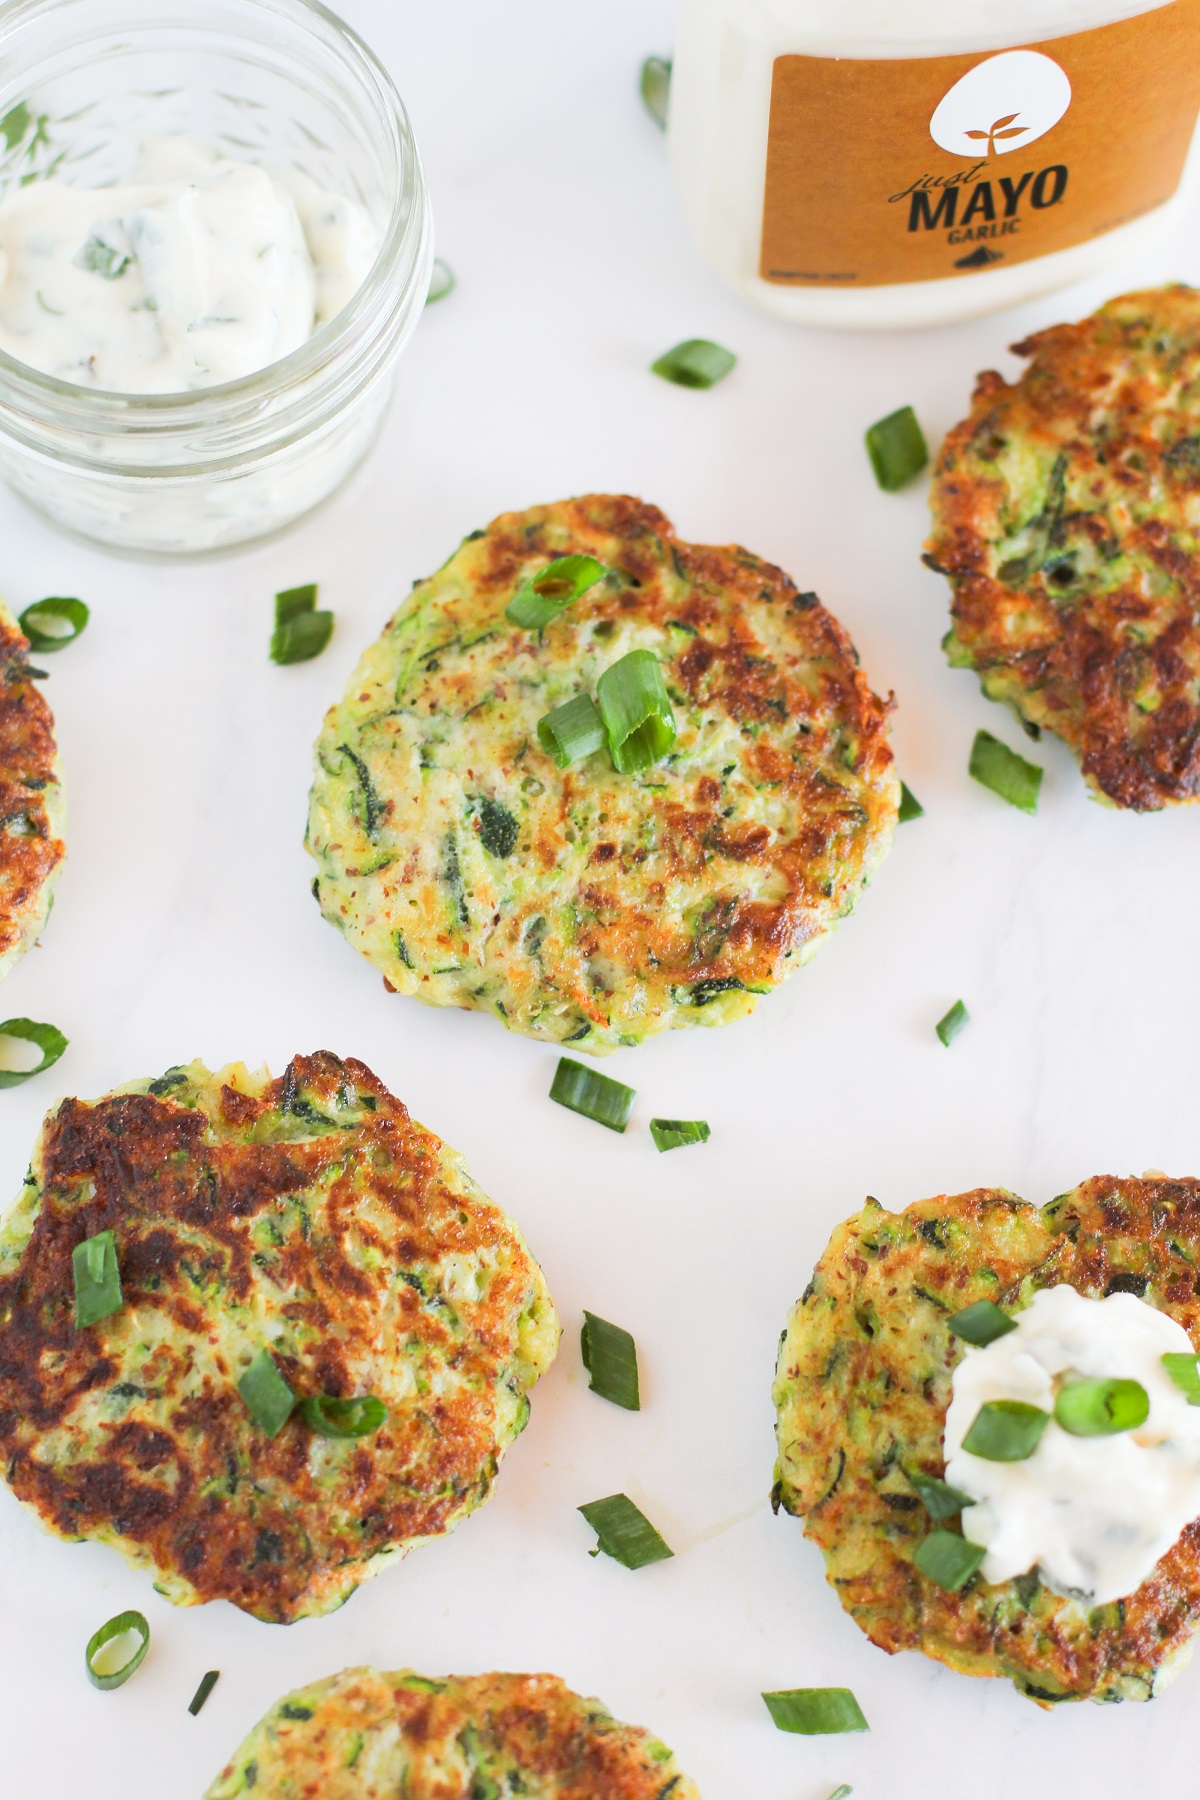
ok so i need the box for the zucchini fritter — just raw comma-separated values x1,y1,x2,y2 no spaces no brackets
928,286,1200,809
205,1667,702,1799
773,1177,1200,1704
307,495,898,1053
0,1053,559,1623
0,598,64,978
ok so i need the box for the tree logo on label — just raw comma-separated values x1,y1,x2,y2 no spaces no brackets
930,50,1072,159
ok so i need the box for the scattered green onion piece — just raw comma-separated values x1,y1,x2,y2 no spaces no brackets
961,1399,1049,1462
651,338,736,390
506,555,608,629
271,610,333,665
597,648,676,774
581,1311,641,1411
426,257,455,304
73,1228,122,1329
300,1393,388,1438
761,1689,868,1736
936,999,969,1047
640,55,672,129
537,693,605,768
908,1471,977,1521
649,1118,710,1153
274,583,318,626
897,781,924,822
188,1670,220,1716
18,596,88,652
865,405,928,492
948,1299,1016,1347
913,1527,986,1591
0,1017,67,1088
85,1610,149,1691
1054,1376,1149,1437
969,729,1043,814
826,1788,853,1800
237,1348,296,1438
1162,1352,1200,1404
578,1493,673,1568
550,1057,635,1133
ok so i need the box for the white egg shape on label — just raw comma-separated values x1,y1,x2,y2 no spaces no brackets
929,50,1072,159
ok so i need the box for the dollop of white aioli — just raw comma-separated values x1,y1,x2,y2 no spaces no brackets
944,1285,1200,1604
0,137,379,392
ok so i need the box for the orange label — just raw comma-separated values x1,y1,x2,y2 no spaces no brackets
760,1,1200,287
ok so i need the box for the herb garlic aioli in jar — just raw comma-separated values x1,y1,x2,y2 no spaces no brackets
668,0,1200,328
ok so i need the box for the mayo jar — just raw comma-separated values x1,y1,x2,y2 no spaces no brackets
668,0,1200,328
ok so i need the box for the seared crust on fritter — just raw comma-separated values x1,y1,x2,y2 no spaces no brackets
205,1667,702,1799
773,1177,1200,1703
0,1053,559,1623
928,286,1200,810
307,494,897,1053
0,599,64,977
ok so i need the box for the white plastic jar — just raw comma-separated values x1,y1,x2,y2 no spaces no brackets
668,0,1200,328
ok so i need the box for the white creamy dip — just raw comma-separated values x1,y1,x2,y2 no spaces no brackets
944,1286,1200,1604
0,137,379,391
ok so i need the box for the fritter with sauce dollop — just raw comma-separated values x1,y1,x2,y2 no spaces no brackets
0,1052,559,1623
0,598,64,978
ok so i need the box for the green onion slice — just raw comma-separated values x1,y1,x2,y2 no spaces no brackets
948,1299,1016,1347
649,1118,710,1153
913,1527,986,1591
597,648,676,774
651,338,736,389
18,596,89,652
73,1228,122,1329
506,555,608,630
1162,1352,1200,1404
274,583,318,625
271,610,333,665
85,1610,150,1691
581,1311,641,1411
237,1348,296,1437
936,999,969,1047
897,781,924,822
961,1399,1050,1462
761,1689,868,1736
301,1393,388,1438
537,693,605,768
865,405,928,492
188,1670,220,1716
578,1493,673,1568
640,55,672,130
907,1471,977,1521
0,1016,68,1088
550,1057,635,1133
1054,1376,1149,1437
969,729,1043,814
827,1787,853,1800
426,257,455,304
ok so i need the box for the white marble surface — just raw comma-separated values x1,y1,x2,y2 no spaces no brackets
1,3,1199,1796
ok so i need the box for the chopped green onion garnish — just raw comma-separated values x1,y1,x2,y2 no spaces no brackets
1055,1376,1149,1437
578,1493,673,1568
86,1610,149,1691
865,405,928,491
300,1393,388,1438
18,596,88,652
1162,1352,1200,1404
640,55,672,129
897,781,924,822
649,1117,710,1152
188,1670,220,1716
969,729,1042,814
581,1311,641,1411
826,1788,853,1800
597,648,676,774
237,1348,296,1437
537,693,605,768
270,583,333,664
961,1399,1049,1462
936,999,969,1047
907,1471,977,1521
506,555,608,630
651,338,736,389
550,1057,635,1133
761,1689,869,1736
274,583,318,625
73,1228,122,1329
948,1299,1016,1347
0,1016,67,1088
913,1527,986,1591
426,257,455,304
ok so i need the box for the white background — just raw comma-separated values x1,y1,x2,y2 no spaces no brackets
1,3,1199,1796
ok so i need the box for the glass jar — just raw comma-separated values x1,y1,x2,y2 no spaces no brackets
669,0,1200,329
0,0,431,554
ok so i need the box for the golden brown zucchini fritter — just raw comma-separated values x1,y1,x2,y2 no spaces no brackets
0,598,64,978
